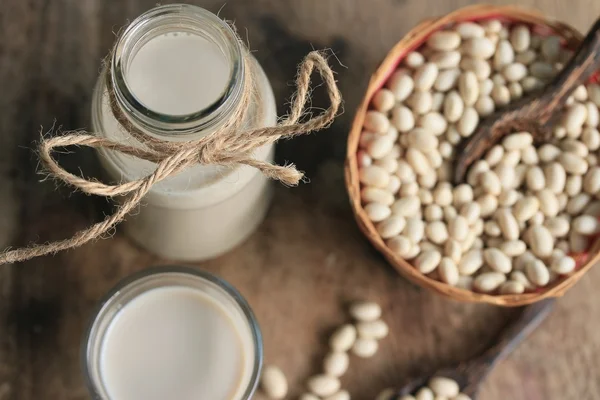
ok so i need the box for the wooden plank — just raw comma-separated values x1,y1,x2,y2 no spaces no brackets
0,0,598,399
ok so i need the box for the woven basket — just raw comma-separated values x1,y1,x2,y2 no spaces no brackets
345,4,600,306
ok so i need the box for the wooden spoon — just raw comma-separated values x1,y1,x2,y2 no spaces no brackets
453,18,600,184
393,299,555,399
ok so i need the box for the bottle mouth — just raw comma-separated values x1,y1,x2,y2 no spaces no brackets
110,4,245,136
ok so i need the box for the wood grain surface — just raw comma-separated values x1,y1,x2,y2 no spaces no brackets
0,0,599,399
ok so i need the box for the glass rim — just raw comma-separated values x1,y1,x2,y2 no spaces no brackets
81,265,263,400
110,3,245,135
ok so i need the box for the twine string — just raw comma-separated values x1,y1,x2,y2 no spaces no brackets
0,49,341,264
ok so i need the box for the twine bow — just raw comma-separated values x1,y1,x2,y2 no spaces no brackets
0,49,342,264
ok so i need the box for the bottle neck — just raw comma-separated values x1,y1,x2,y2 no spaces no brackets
109,4,245,138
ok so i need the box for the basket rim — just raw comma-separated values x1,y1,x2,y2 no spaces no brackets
345,4,600,307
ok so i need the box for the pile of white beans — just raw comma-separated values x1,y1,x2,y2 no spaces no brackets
377,376,470,400
260,301,389,400
358,19,600,294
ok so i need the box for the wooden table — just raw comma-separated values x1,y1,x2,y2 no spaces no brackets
1,0,599,399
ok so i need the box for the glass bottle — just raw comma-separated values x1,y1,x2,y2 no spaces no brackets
92,4,277,260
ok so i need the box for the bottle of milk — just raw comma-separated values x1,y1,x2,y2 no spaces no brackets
91,4,277,261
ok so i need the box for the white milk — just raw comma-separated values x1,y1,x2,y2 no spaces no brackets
99,286,254,400
127,33,231,115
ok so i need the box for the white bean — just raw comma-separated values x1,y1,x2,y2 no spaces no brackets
438,257,460,285
359,165,390,188
458,249,484,275
483,248,512,273
528,225,554,257
526,166,545,191
503,132,533,150
475,96,495,116
526,259,550,286
323,390,350,400
391,105,415,132
448,215,469,241
361,187,394,206
414,63,439,91
480,170,502,195
388,72,414,101
372,89,395,112
323,352,349,378
387,236,413,257
479,78,494,96
584,167,600,194
515,49,537,65
364,111,390,134
497,208,520,240
444,90,465,122
457,107,479,137
419,112,448,135
463,37,496,59
392,196,421,217
492,84,510,106
444,239,463,264
500,280,526,294
416,387,434,400
522,76,544,92
582,128,600,150
357,150,372,167
365,203,391,222
530,61,555,79
261,366,288,399
434,68,461,91
356,319,389,340
367,136,395,159
474,272,507,292
477,194,499,217
500,240,527,257
458,71,479,106
509,82,523,99
329,324,356,352
510,25,530,52
406,148,433,175
431,50,462,69
299,394,320,400
503,63,527,82
563,103,588,136
428,376,460,397
307,375,341,397
351,338,378,358
570,230,589,253
545,162,567,194
349,301,382,322
456,22,485,39
407,91,433,114
513,196,539,222
559,152,588,175
541,35,561,61
567,193,592,215
573,214,600,234
521,145,538,165
537,189,559,218
494,40,515,70
427,30,462,51
377,216,407,238
405,52,425,68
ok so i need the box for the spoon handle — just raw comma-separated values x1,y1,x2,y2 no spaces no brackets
524,17,600,124
453,17,600,183
461,299,556,397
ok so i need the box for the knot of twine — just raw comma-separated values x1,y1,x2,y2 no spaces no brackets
0,47,342,264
